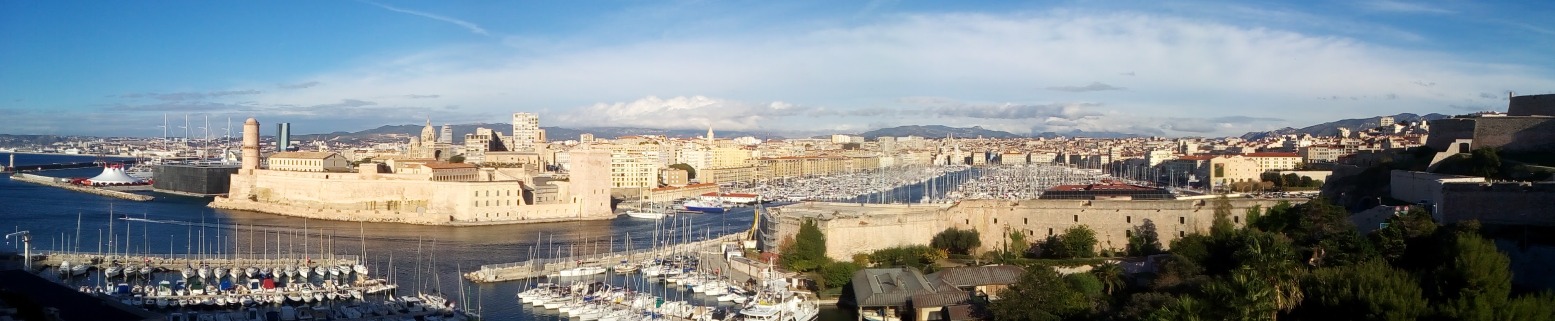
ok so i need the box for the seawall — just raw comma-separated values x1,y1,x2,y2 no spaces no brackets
9,173,153,202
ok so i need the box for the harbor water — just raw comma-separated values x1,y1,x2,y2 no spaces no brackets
1,153,865,320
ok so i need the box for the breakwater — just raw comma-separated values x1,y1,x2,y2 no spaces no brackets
9,173,153,201
464,232,747,283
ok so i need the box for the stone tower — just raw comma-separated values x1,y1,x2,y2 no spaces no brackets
241,117,260,175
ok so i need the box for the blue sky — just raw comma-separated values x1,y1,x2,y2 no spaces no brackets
2,0,1552,137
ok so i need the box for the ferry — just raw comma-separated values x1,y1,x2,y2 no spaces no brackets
681,199,726,213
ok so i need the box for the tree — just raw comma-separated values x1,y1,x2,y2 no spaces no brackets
989,267,1090,321
1231,231,1304,320
668,163,697,179
931,228,981,255
818,261,862,290
448,154,465,163
1467,147,1501,178
1368,207,1436,264
782,218,828,272
869,245,939,270
1063,225,1098,258
1092,262,1125,296
1212,195,1236,237
1429,234,1511,320
1293,260,1428,321
1127,219,1163,256
1008,230,1029,258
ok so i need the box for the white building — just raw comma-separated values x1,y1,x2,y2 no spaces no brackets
512,112,542,153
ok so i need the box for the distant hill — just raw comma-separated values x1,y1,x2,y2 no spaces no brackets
295,123,786,142
1032,130,1142,139
858,125,1023,139
1240,113,1450,140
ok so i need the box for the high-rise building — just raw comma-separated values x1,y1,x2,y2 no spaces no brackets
276,122,291,152
512,112,541,152
439,124,453,145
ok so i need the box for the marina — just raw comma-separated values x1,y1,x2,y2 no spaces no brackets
730,165,973,203
465,231,748,283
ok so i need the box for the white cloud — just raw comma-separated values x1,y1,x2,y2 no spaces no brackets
1359,1,1455,14
147,10,1555,137
361,1,489,36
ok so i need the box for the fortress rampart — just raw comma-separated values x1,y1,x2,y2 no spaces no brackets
211,168,612,226
766,198,1298,261
1439,182,1555,227
1509,94,1555,117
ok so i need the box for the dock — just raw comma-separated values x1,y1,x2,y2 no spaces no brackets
464,232,747,283
10,173,154,201
34,251,360,271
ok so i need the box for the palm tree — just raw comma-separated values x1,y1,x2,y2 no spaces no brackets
1092,262,1125,295
1233,232,1305,320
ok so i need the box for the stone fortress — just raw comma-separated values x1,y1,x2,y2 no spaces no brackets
210,116,615,225
1425,94,1555,153
762,198,1298,261
1388,94,1555,228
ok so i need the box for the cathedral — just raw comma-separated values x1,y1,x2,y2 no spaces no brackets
407,119,455,160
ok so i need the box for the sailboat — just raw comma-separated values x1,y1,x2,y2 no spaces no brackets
625,202,671,219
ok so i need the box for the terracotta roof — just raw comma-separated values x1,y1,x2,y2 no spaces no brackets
269,152,340,159
703,192,759,198
1244,152,1301,158
420,162,477,170
1175,155,1213,161
929,265,1024,287
1047,183,1158,192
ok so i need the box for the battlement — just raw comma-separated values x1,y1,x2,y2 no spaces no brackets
1443,181,1555,193
1509,94,1555,117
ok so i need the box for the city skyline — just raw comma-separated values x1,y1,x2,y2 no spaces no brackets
2,0,1553,137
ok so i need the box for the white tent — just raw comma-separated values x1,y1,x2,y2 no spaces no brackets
85,165,143,185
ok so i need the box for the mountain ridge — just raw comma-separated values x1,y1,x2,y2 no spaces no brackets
1240,113,1450,140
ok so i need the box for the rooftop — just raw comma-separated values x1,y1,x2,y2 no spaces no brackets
420,162,478,170
269,151,339,159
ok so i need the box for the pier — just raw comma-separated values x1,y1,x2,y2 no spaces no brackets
464,232,748,283
34,251,360,271
9,173,154,201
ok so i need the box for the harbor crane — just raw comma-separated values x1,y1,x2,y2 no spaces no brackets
4,231,31,270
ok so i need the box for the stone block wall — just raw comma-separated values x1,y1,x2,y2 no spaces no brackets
766,199,1299,261
213,169,610,225
1508,94,1555,117
1439,182,1555,226
1473,117,1555,153
1425,118,1476,152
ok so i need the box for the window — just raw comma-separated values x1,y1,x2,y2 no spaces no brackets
1024,218,1028,224
1234,216,1240,224
1179,217,1185,224
1126,230,1132,237
1073,215,1079,222
1126,216,1132,223
993,218,998,224
1048,228,1054,236
1180,231,1186,237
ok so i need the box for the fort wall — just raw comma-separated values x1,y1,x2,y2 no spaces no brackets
1508,94,1555,117
766,198,1299,261
1425,118,1476,152
1439,182,1555,226
211,169,612,225
1471,117,1555,153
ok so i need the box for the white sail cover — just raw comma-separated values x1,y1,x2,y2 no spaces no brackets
86,165,143,185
